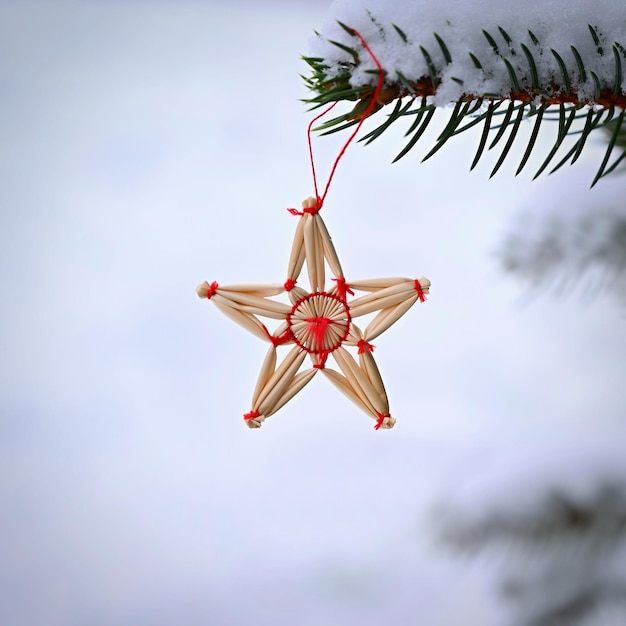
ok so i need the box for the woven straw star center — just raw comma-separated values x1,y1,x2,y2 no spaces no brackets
287,292,351,354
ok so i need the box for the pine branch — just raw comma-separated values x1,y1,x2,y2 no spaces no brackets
440,485,626,552
497,189,626,302
303,18,626,186
438,483,626,626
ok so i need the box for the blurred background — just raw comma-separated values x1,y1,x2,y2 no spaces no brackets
0,1,624,624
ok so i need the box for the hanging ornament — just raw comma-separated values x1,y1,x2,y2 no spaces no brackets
196,28,431,430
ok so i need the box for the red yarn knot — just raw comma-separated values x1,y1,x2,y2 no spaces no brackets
332,277,354,301
305,316,333,352
206,281,219,299
284,278,297,291
414,279,427,303
287,196,322,216
374,412,390,430
357,339,375,354
244,410,260,422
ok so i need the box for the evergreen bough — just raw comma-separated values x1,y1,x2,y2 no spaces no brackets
303,21,626,187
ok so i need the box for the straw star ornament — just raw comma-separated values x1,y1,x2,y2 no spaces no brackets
197,196,430,430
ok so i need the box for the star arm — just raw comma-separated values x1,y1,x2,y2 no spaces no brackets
362,296,419,342
321,357,395,430
348,278,429,317
343,326,389,416
346,277,430,342
357,344,387,402
197,281,292,342
245,345,317,428
212,285,291,319
344,277,413,292
286,217,307,287
211,298,274,342
265,368,317,417
251,344,278,406
285,197,350,296
197,282,285,298
252,345,305,411
315,214,343,279
331,346,389,418
320,367,374,416
303,214,325,292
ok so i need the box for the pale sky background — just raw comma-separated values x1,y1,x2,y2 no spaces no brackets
0,2,625,625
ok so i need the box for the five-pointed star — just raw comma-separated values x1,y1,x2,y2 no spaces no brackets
197,197,430,429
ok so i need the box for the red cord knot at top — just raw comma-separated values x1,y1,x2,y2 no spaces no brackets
414,279,427,303
244,410,260,422
284,278,297,291
332,277,354,301
357,339,375,354
287,196,322,216
374,412,390,430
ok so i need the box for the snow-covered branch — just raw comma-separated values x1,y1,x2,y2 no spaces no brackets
304,0,626,184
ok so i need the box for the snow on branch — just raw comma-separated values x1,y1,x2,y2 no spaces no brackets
304,0,626,185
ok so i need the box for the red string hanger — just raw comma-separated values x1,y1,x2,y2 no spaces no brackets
288,27,385,216
196,27,431,430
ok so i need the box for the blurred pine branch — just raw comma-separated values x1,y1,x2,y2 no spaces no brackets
438,483,626,626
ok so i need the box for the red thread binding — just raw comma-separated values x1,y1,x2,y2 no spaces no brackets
277,328,294,346
206,281,219,299
313,351,329,370
244,410,260,422
374,412,390,430
287,196,322,216
332,276,355,300
413,279,427,303
265,326,293,347
284,278,297,291
357,339,375,354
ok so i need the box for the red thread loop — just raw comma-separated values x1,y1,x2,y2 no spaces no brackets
284,278,297,291
374,412,390,430
332,277,354,300
305,28,384,212
414,279,427,303
357,339,375,354
206,281,219,299
244,410,260,422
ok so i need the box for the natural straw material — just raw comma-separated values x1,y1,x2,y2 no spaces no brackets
197,197,430,430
